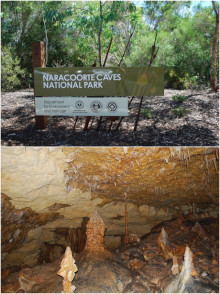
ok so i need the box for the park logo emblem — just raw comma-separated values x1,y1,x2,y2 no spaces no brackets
107,102,117,112
75,101,84,110
90,101,103,113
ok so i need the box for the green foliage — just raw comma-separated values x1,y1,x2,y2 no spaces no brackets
171,107,189,117
172,95,187,103
141,108,153,119
1,46,26,91
1,1,218,90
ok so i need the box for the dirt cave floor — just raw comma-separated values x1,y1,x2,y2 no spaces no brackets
1,89,219,146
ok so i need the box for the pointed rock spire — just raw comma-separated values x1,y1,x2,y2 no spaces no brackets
57,246,78,293
172,255,179,275
84,210,106,251
158,227,173,259
191,222,206,238
180,246,198,279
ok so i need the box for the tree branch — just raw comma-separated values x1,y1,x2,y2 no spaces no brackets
118,25,136,67
212,1,219,16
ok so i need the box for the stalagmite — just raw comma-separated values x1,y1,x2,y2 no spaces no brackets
181,246,198,279
165,246,198,293
191,222,206,238
158,228,173,259
57,246,78,293
172,255,179,275
84,210,106,251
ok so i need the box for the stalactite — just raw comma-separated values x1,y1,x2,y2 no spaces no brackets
57,247,78,293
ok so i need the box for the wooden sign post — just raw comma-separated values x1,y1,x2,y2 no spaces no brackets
32,41,48,129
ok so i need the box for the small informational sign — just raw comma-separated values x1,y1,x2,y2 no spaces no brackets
35,97,128,116
34,67,164,97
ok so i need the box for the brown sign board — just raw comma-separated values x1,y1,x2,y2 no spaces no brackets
34,67,164,97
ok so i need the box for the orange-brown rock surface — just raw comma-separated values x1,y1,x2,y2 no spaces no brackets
84,210,106,252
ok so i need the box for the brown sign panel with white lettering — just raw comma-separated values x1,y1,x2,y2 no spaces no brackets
34,67,164,97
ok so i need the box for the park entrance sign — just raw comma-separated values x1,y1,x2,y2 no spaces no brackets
32,42,164,129
34,67,164,97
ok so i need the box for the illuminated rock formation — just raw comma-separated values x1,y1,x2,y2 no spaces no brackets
158,228,173,259
165,246,198,292
84,210,106,252
181,246,198,278
57,246,78,293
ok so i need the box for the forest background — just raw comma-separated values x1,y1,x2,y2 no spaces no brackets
1,0,219,92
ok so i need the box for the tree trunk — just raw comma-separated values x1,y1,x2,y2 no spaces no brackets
103,37,113,67
118,26,136,67
98,1,103,67
41,3,48,65
210,1,219,92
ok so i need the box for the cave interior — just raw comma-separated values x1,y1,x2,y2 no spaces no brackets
1,147,219,293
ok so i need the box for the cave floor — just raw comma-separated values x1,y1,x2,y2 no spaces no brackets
1,216,219,293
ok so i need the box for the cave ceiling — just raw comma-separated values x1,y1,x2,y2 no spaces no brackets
1,147,219,213
63,147,219,208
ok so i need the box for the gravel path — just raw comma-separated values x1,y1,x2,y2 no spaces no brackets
1,88,219,146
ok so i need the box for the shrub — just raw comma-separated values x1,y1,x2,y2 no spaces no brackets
171,107,189,117
1,46,26,91
172,95,187,103
141,108,153,119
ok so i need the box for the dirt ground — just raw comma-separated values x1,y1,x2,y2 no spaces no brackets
1,88,219,146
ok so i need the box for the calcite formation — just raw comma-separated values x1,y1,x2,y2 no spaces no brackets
84,210,106,252
165,246,198,292
182,246,198,278
158,228,173,259
191,222,206,238
57,246,78,293
171,255,179,275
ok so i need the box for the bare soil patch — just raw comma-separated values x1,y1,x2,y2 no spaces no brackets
1,88,219,146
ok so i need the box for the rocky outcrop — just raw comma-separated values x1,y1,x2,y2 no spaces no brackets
1,194,62,257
